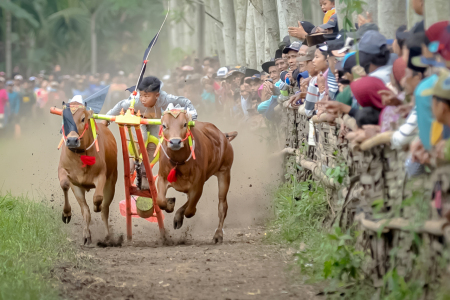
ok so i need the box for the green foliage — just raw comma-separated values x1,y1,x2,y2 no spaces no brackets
0,193,76,300
267,179,328,244
338,0,366,32
321,227,364,281
325,162,348,185
1,0,166,74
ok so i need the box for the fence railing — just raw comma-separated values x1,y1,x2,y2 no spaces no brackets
279,103,450,289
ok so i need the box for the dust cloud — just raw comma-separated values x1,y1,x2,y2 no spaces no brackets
0,109,283,244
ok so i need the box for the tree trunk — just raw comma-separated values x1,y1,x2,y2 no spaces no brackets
6,1,12,79
424,0,450,29
407,0,423,30
234,0,247,65
276,0,287,38
219,0,237,65
196,0,206,59
263,0,280,62
91,12,97,74
279,0,303,29
311,0,323,29
245,4,257,68
252,0,265,66
377,0,407,38
169,0,179,50
210,1,226,65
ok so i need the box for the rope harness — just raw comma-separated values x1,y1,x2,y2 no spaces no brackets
58,104,99,168
153,109,196,183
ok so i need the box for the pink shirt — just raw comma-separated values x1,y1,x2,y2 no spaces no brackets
0,89,8,114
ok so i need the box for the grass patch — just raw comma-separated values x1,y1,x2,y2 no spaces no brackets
267,178,450,299
0,193,76,300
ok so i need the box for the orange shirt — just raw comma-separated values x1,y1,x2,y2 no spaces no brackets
323,8,336,24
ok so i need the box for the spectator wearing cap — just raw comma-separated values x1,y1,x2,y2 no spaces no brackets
257,58,282,115
275,49,289,73
0,78,8,129
393,25,410,61
245,74,263,103
412,21,449,69
425,69,450,162
407,25,450,156
289,46,317,107
296,45,310,74
200,67,217,112
283,42,302,85
358,30,392,85
390,34,433,151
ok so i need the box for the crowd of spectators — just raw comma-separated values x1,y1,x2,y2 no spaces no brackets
0,66,137,138
3,0,450,170
162,0,450,172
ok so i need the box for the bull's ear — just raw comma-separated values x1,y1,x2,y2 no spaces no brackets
87,109,94,119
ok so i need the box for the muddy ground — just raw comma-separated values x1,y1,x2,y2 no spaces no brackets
56,227,319,300
0,112,319,300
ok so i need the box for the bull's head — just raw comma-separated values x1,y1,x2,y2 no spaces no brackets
63,103,92,149
161,105,190,151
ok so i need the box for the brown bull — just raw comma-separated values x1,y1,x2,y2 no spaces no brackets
156,108,236,243
58,103,118,245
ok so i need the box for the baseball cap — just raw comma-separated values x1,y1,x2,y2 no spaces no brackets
349,23,379,39
0,77,5,82
422,69,450,99
278,35,291,50
214,67,229,79
437,25,450,60
297,46,316,62
29,76,36,81
318,14,338,31
6,80,14,86
331,37,355,57
342,52,357,74
14,74,23,80
396,25,410,41
426,21,449,48
282,41,302,54
301,21,316,35
358,30,387,55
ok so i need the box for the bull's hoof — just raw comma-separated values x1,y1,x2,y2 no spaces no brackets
62,213,71,224
213,229,224,244
173,213,184,230
166,197,176,213
93,204,102,213
84,236,92,245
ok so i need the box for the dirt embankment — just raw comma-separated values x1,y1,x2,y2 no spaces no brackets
0,112,318,299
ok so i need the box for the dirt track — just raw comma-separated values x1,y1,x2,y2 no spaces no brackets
0,113,318,300
56,227,318,300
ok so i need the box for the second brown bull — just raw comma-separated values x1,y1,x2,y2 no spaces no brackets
155,107,237,243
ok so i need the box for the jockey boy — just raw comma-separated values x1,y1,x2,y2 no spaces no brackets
103,75,197,165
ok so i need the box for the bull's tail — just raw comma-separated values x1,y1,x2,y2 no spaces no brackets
225,131,238,142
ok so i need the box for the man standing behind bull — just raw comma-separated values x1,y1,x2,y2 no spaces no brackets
103,76,197,162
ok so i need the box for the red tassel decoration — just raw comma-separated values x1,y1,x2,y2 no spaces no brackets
167,167,177,183
80,155,96,168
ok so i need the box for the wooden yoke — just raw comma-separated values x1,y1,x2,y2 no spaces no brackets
94,106,166,241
